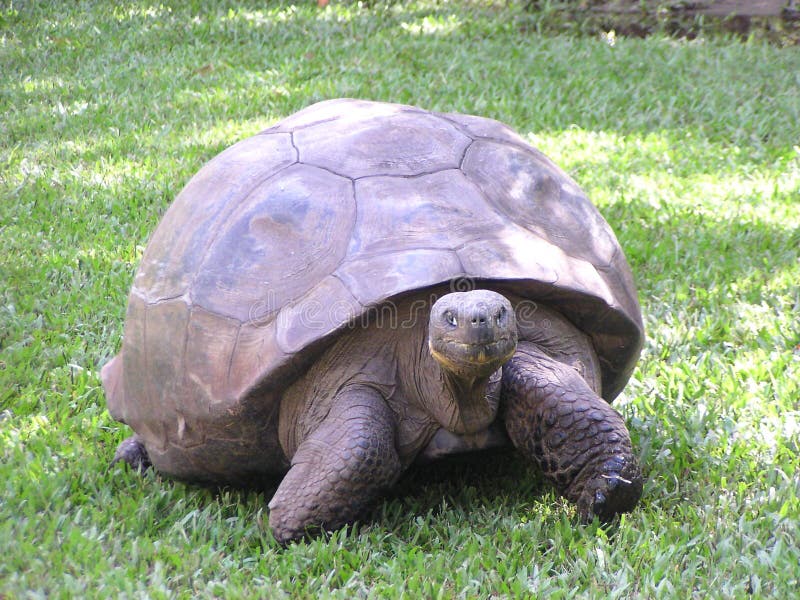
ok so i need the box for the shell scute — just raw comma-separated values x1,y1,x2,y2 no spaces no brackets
265,98,409,134
275,276,362,355
183,306,241,410
437,111,531,148
294,109,471,179
463,140,618,269
335,249,464,307
134,133,297,302
190,163,355,322
350,169,501,256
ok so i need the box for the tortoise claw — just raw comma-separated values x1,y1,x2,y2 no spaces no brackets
576,460,643,523
594,489,607,513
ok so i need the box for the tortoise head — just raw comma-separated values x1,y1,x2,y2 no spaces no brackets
428,290,518,378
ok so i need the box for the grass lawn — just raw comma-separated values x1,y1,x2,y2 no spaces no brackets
1,1,799,597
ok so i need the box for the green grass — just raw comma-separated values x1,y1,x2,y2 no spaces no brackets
1,1,799,597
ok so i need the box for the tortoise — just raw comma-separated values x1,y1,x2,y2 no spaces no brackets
102,99,644,544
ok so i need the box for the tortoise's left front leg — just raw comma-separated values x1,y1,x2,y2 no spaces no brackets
502,342,643,522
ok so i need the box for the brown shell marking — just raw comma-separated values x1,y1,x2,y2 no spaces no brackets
190,163,356,322
134,133,297,303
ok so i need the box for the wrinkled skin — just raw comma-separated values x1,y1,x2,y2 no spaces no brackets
502,344,642,522
116,289,642,543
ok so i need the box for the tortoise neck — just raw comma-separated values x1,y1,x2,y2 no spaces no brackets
429,366,501,435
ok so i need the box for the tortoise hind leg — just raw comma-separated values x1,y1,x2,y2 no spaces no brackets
268,385,401,544
112,434,152,472
502,342,642,522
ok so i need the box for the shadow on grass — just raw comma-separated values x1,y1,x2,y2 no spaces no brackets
388,449,544,513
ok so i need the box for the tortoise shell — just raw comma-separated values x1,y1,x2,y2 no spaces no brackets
103,99,643,478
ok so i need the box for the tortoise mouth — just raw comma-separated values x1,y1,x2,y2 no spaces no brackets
429,336,517,374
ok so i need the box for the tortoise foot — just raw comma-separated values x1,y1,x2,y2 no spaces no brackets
502,343,644,522
112,435,152,472
268,385,401,545
574,454,642,523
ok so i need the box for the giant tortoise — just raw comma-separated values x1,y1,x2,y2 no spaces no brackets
102,99,644,544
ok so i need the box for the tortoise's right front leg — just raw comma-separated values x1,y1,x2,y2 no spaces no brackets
268,385,401,544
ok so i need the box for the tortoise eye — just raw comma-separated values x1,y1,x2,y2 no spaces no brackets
444,310,457,327
496,306,507,324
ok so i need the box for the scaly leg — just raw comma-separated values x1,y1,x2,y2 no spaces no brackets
268,385,401,544
502,343,642,522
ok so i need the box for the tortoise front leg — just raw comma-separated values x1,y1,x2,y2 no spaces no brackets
268,385,401,544
502,343,643,522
